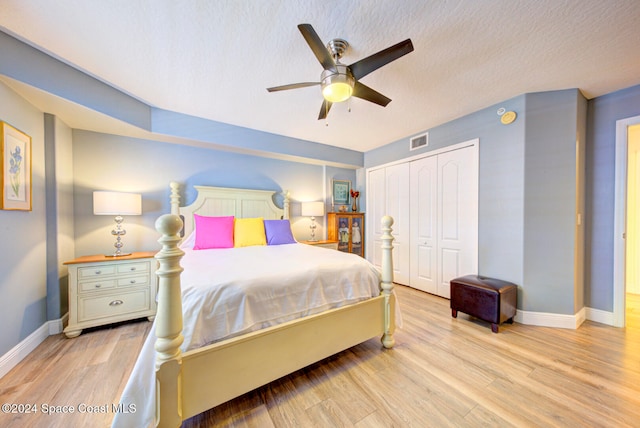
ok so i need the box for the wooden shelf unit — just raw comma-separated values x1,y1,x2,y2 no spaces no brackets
327,212,365,257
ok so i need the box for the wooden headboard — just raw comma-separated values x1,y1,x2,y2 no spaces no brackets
169,182,290,238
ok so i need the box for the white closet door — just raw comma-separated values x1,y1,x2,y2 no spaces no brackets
436,146,478,298
368,140,478,296
409,155,438,293
384,163,411,285
367,167,387,270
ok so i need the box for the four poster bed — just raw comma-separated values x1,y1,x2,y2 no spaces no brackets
112,183,396,428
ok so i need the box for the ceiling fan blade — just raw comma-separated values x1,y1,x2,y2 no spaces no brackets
352,81,392,107
298,24,337,71
318,99,333,120
267,82,319,92
349,39,414,80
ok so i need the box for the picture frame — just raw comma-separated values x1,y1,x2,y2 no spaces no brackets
1,121,32,211
332,179,351,208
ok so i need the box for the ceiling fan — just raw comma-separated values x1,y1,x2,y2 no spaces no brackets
267,24,414,120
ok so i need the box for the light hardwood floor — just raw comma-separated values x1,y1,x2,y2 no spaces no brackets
1,286,639,428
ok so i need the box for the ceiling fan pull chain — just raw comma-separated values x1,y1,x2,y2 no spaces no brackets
325,103,329,126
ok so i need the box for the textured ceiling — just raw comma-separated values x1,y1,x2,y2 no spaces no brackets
1,0,639,152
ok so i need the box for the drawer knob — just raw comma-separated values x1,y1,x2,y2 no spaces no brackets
130,267,137,271
130,279,137,284
95,270,102,275
95,284,102,288
109,300,123,306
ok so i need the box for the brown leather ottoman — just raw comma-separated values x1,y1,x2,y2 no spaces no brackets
450,275,517,333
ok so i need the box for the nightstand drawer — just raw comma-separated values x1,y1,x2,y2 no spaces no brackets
117,275,149,288
63,252,157,338
78,289,150,322
79,279,116,293
117,262,150,274
78,265,117,279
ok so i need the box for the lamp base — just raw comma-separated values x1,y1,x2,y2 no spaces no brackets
108,216,130,258
105,252,132,257
309,216,319,242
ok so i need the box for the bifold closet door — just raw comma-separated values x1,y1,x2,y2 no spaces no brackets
367,164,410,285
409,156,438,293
409,145,478,298
385,163,410,285
367,168,387,277
436,147,478,298
368,142,477,294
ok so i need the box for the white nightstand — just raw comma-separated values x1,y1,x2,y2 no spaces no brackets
301,239,339,250
63,251,157,338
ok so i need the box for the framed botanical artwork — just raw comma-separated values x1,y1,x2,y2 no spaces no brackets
332,179,351,208
1,121,32,211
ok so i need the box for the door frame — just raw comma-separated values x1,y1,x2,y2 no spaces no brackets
613,114,640,327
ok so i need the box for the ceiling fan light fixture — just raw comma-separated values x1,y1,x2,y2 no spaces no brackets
321,66,354,103
322,81,352,103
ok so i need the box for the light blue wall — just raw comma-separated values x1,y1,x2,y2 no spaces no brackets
72,130,356,256
0,31,150,130
523,90,586,314
0,82,47,356
151,109,363,167
44,114,74,320
365,89,587,315
365,95,527,295
586,84,640,311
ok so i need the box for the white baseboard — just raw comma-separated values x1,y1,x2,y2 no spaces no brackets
0,313,68,379
515,306,615,329
585,307,614,326
48,312,69,335
515,307,586,329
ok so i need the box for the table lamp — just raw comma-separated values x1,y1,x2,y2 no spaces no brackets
93,191,142,256
301,201,325,242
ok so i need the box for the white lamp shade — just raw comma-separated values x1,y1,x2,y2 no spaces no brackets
301,201,325,217
93,191,142,215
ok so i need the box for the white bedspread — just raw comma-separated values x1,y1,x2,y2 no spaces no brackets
112,243,381,427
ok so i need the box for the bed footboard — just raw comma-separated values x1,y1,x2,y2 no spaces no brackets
153,212,395,427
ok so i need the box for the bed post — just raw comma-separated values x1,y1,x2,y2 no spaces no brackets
283,190,290,219
154,214,185,428
169,181,180,215
380,215,395,349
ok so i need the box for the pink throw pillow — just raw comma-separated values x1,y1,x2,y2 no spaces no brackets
193,215,234,249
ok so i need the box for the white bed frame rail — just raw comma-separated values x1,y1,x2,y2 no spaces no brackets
153,184,395,427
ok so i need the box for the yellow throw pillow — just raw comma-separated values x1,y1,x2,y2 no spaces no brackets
234,217,267,247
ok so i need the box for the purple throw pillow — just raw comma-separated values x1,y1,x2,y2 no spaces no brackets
264,219,296,245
